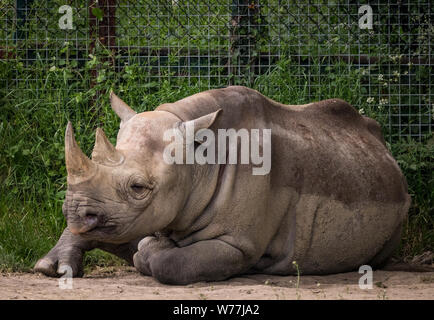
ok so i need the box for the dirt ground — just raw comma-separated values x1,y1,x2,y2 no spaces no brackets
1,266,433,300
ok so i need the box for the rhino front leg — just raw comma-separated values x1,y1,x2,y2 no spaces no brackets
34,228,140,277
34,228,92,277
133,235,251,284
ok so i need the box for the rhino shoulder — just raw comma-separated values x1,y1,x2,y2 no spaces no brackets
314,98,360,120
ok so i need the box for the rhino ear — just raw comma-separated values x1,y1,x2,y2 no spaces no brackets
65,122,96,184
190,109,222,132
92,128,124,166
110,91,136,127
179,109,222,142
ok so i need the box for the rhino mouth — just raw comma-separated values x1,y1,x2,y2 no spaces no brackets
84,224,117,235
69,223,117,236
68,213,116,235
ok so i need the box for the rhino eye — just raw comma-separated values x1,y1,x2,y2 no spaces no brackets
126,176,153,200
130,184,146,193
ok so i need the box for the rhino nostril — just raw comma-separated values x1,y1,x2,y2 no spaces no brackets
84,213,98,226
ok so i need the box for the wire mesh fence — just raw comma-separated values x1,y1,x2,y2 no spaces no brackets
0,0,432,142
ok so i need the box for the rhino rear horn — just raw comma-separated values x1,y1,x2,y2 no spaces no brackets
110,91,136,126
65,122,96,184
92,128,124,166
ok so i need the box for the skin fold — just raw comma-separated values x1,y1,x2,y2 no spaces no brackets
34,86,410,285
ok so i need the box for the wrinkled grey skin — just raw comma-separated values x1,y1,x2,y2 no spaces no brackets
35,86,410,284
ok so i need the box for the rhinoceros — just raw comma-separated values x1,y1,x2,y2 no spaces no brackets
35,86,410,284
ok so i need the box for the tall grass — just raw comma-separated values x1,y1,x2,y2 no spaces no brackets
0,51,432,272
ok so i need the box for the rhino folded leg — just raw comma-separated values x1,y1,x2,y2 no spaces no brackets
34,228,140,277
133,236,249,285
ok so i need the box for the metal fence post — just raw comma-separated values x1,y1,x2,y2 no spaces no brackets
230,0,264,85
15,0,35,63
89,0,117,54
88,0,117,125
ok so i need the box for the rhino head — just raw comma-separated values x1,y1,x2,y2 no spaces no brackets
63,92,220,244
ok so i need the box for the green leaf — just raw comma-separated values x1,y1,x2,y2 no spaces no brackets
91,7,104,21
75,92,83,103
96,72,106,83
143,82,158,88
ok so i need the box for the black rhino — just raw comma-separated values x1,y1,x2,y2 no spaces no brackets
35,86,410,284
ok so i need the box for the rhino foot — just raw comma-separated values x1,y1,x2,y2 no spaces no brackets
34,245,84,278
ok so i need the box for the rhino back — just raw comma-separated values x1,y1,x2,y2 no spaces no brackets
158,86,408,206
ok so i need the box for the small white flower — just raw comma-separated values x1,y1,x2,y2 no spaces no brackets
378,74,384,81
379,98,388,105
367,97,375,104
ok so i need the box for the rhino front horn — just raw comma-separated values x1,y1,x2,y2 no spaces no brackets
92,128,124,166
110,91,136,125
65,122,96,184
